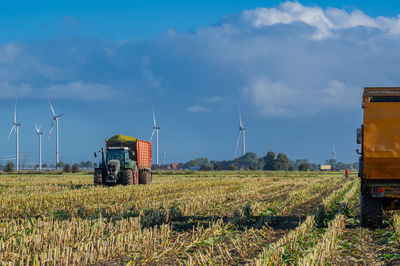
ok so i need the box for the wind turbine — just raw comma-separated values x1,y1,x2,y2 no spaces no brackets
235,108,246,158
8,100,22,170
35,123,43,171
48,99,63,169
150,106,161,165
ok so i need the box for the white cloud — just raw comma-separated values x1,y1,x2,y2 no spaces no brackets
0,82,32,98
206,96,224,103
187,104,209,113
239,1,400,39
40,82,113,101
243,76,361,116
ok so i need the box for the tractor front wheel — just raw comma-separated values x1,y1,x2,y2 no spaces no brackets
120,169,134,185
94,168,103,185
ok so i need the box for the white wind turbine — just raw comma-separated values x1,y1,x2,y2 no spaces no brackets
8,100,22,170
35,123,43,171
48,99,63,169
150,106,161,165
235,108,246,158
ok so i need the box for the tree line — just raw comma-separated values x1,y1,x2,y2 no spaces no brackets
178,151,357,171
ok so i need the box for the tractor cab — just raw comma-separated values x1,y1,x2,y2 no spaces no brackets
106,147,130,165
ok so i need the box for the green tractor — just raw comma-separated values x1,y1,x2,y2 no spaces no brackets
94,135,152,185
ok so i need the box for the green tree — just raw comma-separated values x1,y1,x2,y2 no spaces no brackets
64,164,71,173
228,164,238,170
57,161,64,169
72,164,80,173
214,164,222,171
79,161,85,169
263,151,276,170
85,160,93,169
274,153,290,171
200,165,213,171
4,162,14,172
298,161,310,171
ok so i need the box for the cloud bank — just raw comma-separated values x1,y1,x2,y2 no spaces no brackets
1,1,400,116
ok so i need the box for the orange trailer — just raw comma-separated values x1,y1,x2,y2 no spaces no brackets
358,87,400,227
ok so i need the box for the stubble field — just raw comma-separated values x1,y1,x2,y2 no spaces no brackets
0,171,399,265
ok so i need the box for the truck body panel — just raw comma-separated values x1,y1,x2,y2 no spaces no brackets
363,87,400,180
137,140,152,169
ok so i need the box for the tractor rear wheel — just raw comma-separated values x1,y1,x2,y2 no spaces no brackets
360,190,383,228
120,169,134,185
139,171,152,185
94,168,103,185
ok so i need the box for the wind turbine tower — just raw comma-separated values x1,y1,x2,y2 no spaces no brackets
332,145,337,161
48,99,63,169
8,100,22,170
235,108,246,158
35,123,43,170
150,106,161,165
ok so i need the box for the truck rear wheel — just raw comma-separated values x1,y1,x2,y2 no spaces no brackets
94,168,103,185
139,171,152,185
120,169,134,185
360,191,383,228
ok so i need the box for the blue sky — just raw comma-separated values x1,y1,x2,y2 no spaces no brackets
1,0,400,165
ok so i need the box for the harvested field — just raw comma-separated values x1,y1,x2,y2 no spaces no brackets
0,171,399,265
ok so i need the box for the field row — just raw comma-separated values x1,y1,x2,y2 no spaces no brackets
0,171,357,264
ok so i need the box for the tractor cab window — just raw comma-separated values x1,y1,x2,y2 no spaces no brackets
106,149,125,163
125,151,130,163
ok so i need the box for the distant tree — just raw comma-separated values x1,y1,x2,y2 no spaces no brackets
273,153,290,171
263,151,276,170
72,164,80,173
94,162,98,168
79,161,85,169
85,160,93,169
64,164,71,173
298,161,310,171
57,161,64,169
288,165,295,171
228,164,238,170
0,162,4,170
183,158,209,169
4,162,14,172
200,165,213,171
42,163,48,168
214,164,222,171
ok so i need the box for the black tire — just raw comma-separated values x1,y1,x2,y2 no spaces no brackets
94,168,103,185
120,169,134,185
360,190,383,228
139,171,152,185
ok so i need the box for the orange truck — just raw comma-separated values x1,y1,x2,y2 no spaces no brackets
94,135,152,185
358,87,400,227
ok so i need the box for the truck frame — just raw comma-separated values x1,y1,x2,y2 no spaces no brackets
94,137,152,185
358,87,400,227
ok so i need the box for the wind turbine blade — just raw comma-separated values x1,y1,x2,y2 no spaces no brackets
35,123,39,134
48,99,56,117
153,105,156,127
150,129,155,142
14,100,17,123
8,125,15,140
235,130,241,158
48,121,55,139
39,122,42,131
